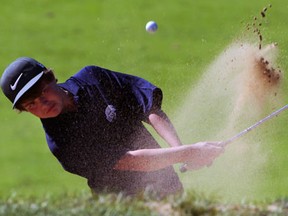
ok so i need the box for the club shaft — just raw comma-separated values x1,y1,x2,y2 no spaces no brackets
221,104,288,146
180,104,288,173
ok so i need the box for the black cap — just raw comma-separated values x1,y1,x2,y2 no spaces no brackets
0,57,46,108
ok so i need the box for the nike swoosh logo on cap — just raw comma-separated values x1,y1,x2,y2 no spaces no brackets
10,73,23,91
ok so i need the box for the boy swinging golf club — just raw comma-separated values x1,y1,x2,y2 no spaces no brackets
0,57,224,197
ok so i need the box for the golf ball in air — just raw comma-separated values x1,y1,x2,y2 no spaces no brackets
145,21,158,33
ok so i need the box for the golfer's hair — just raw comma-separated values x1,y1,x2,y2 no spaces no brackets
14,69,56,111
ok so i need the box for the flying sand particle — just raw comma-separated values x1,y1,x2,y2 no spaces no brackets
261,11,265,18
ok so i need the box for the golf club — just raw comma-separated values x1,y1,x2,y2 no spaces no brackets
180,103,288,173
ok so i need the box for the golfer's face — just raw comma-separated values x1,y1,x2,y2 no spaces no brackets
21,82,64,118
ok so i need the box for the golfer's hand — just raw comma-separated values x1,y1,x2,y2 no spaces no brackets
181,142,224,171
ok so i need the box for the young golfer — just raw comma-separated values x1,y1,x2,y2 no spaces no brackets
1,57,224,197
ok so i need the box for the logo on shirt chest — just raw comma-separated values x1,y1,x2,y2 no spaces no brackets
105,105,117,122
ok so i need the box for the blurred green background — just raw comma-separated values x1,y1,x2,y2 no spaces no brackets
0,0,288,202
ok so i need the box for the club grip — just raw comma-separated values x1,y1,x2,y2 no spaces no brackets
179,164,187,173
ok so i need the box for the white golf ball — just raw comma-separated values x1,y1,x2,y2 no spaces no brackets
145,21,158,33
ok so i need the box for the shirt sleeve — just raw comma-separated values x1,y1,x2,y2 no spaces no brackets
128,75,163,116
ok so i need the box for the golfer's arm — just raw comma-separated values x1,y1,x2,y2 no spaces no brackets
114,145,195,172
148,110,182,147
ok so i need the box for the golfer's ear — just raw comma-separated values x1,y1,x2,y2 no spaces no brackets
45,69,57,83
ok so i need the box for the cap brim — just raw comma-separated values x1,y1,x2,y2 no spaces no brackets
13,72,44,108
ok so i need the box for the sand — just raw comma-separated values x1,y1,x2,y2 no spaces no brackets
176,41,284,202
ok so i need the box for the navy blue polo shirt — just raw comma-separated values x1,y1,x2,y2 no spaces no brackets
41,66,182,196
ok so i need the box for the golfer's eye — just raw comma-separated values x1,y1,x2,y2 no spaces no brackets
25,102,36,110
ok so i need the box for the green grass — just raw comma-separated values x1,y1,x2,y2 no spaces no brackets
1,0,288,210
1,191,288,216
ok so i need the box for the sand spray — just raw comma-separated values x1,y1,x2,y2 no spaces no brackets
175,5,285,201
176,41,283,201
